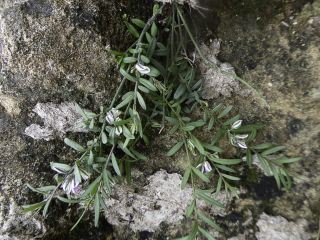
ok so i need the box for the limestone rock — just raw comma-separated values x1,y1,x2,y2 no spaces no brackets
25,102,86,141
256,213,311,240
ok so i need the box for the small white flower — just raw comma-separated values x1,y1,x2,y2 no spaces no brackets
61,175,77,195
231,135,248,149
115,126,123,136
235,134,249,139
196,161,213,174
106,108,122,124
135,63,150,75
231,120,243,129
236,140,247,149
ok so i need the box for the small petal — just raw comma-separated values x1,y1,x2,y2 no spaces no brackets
106,112,114,124
231,120,242,129
236,141,247,149
201,161,213,173
135,63,150,75
235,134,249,139
115,126,122,136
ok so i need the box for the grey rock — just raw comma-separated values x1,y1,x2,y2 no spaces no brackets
0,198,46,240
256,213,311,240
105,169,234,237
0,0,124,238
199,41,241,99
105,170,193,233
24,102,86,141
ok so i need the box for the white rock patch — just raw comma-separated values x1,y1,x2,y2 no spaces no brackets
256,213,311,240
25,102,86,141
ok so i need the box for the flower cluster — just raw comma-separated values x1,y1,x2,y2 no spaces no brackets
229,120,249,149
106,108,123,136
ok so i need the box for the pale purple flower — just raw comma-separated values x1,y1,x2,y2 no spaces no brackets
196,161,213,174
135,63,150,75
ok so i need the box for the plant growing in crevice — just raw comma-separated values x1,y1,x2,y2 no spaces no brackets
24,2,302,238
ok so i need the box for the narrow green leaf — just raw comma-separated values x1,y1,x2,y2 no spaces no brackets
116,94,134,109
26,184,56,194
147,66,161,77
94,193,100,227
138,85,150,93
207,157,241,165
218,106,232,119
89,118,95,129
43,197,52,217
64,138,85,152
223,114,240,126
118,141,137,159
208,116,215,130
123,57,136,63
101,131,108,144
273,157,302,164
131,149,148,161
257,154,272,175
252,143,273,150
191,167,210,183
186,200,195,217
174,83,187,99
167,141,184,156
88,151,94,165
120,68,136,82
111,153,121,176
196,191,224,208
75,103,88,120
181,167,191,189
216,164,236,173
81,176,101,198
125,22,139,38
74,164,82,183
22,201,46,212
221,173,240,181
188,120,206,128
139,78,157,91
191,136,205,155
183,125,195,131
136,91,146,110
216,177,222,193
131,18,145,28
262,146,286,156
198,211,223,232
140,55,150,64
102,169,111,193
199,227,215,240
151,22,158,37
50,162,72,173
203,144,224,153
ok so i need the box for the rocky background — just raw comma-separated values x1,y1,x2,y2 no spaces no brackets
0,0,319,239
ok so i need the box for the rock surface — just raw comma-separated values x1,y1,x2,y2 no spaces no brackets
105,170,193,233
0,0,125,239
255,213,310,240
194,0,320,238
0,0,319,239
25,102,86,141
